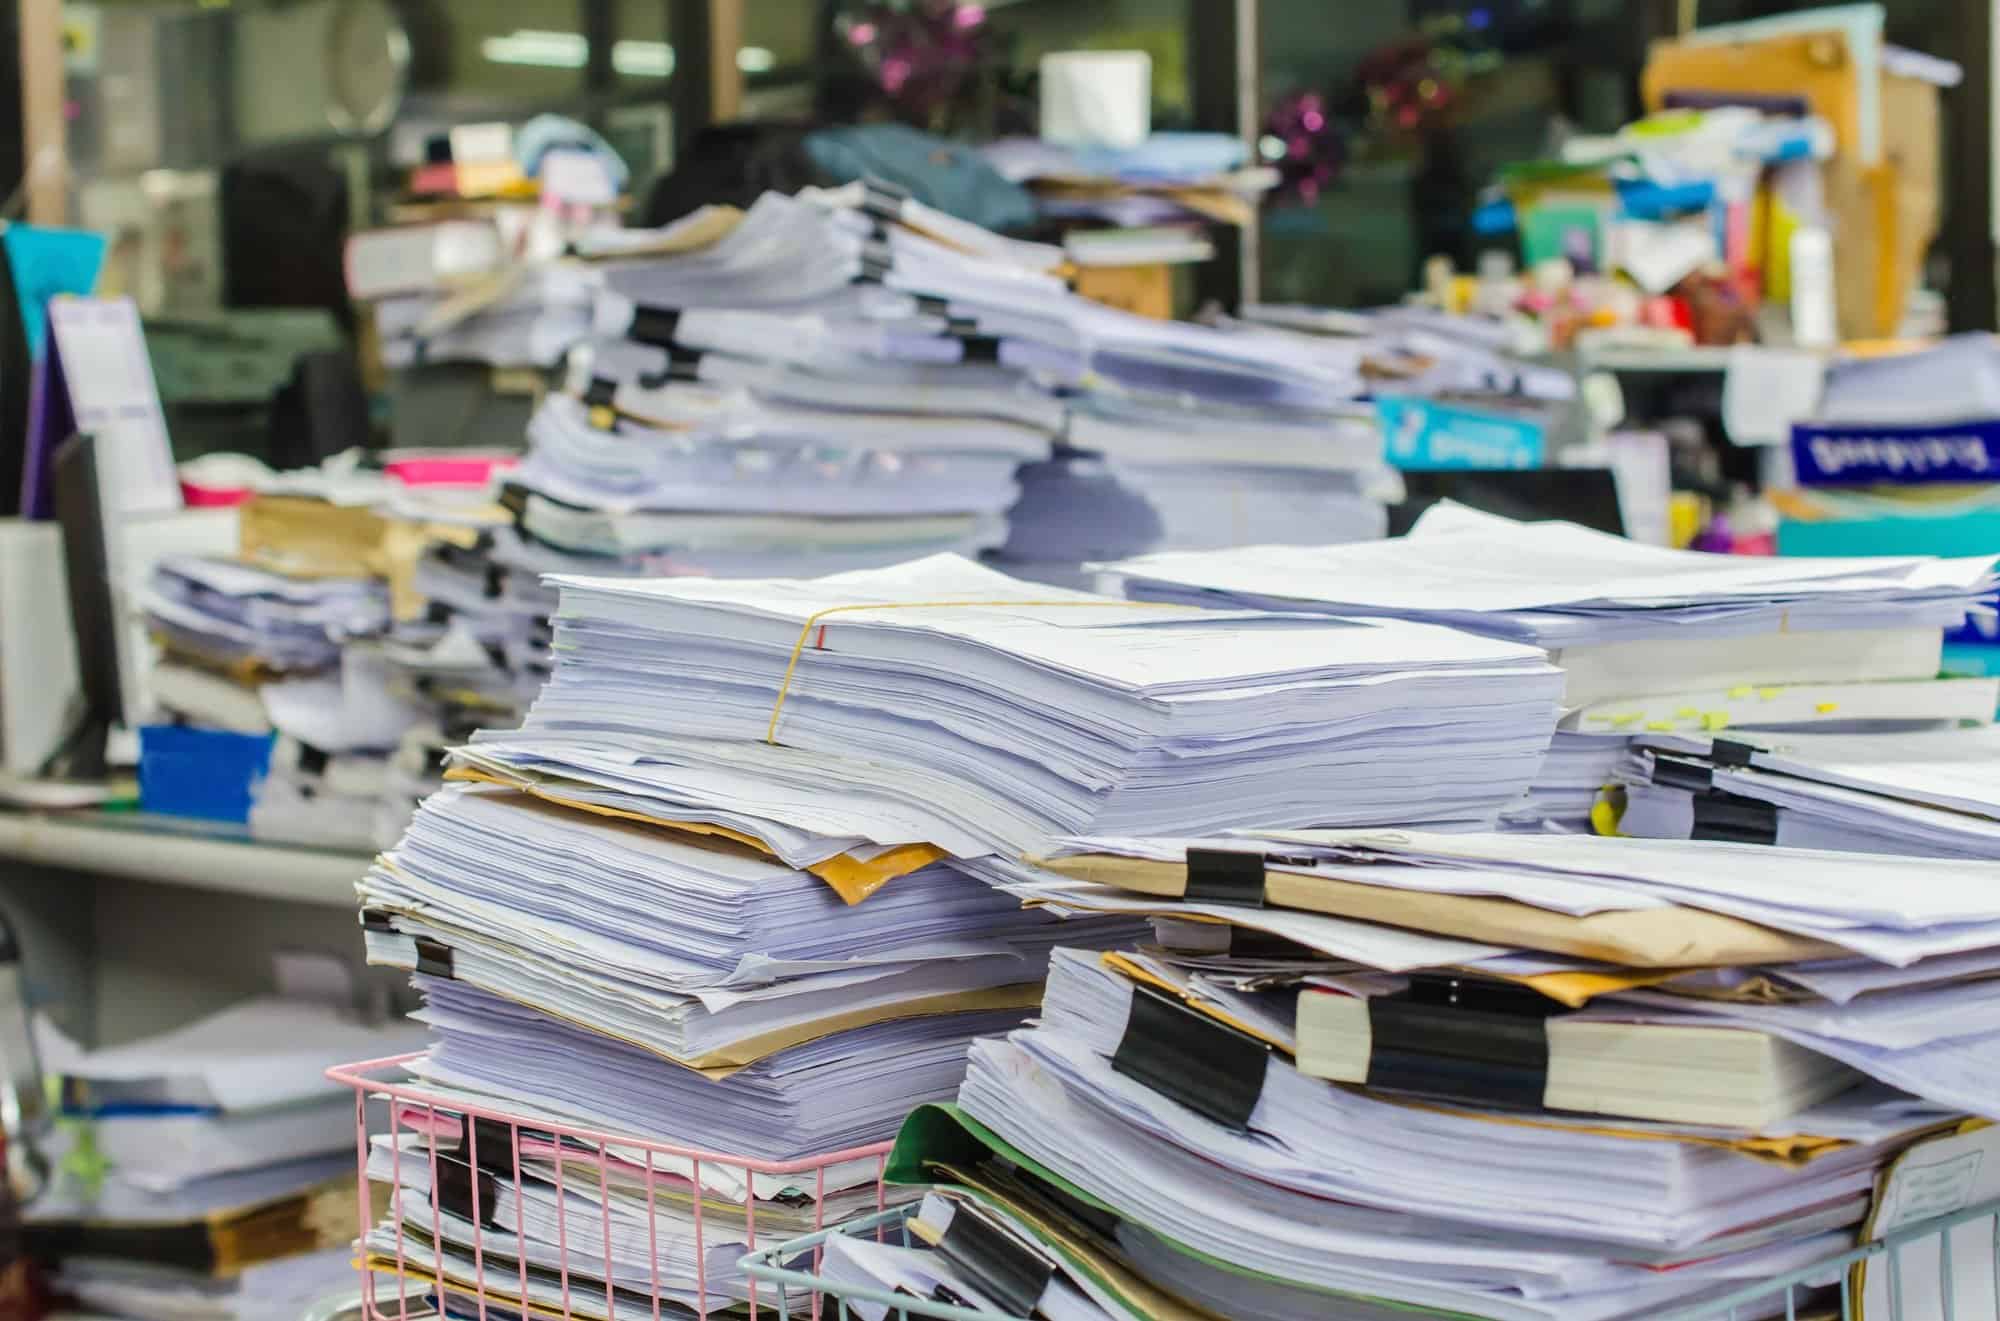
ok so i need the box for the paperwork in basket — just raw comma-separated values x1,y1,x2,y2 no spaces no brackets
1857,1122,2000,1321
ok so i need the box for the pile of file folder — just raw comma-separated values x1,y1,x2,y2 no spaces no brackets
1101,502,2000,832
30,996,421,1319
829,820,2000,1320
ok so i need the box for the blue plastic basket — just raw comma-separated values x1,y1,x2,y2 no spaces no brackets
136,724,274,824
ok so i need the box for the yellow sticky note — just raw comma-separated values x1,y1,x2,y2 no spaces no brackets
1644,720,1675,731
1590,799,1622,836
1702,711,1731,731
1609,713,1641,728
1816,702,1839,714
1726,685,1754,699
1757,687,1782,700
1675,707,1701,719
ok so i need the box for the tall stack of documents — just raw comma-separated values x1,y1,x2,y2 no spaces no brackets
355,545,1571,1316
31,997,422,1319
850,826,2000,1319
527,188,1059,576
575,187,1416,584
1102,503,2000,831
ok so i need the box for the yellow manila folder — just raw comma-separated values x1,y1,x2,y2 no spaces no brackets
1035,853,1843,970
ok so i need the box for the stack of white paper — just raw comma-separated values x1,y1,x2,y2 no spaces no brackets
1050,830,2000,1117
888,799,2000,1320
582,188,1414,585
353,535,1566,1316
246,646,430,850
29,1000,422,1317
143,557,388,675
1104,503,1998,688
359,781,1134,1072
1102,503,1999,830
54,1246,357,1321
931,944,1933,1321
1620,726,2000,859
520,552,1563,839
374,266,598,370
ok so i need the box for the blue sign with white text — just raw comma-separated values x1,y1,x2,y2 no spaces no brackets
1791,419,2000,486
1377,396,1546,471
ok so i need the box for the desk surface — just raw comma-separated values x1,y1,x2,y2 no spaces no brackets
0,810,368,907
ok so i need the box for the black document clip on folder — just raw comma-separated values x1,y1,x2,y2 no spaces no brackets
934,1199,1058,1319
1690,792,1778,845
1182,848,1266,907
1111,985,1269,1131
1367,975,1562,1112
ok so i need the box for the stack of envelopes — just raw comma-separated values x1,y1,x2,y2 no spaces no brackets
834,826,2000,1320
1101,502,2000,832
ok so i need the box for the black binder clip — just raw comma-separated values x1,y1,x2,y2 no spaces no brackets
359,909,397,935
1710,738,1762,767
935,1201,1056,1318
582,377,620,429
860,238,894,282
956,334,1004,365
483,563,506,600
1365,975,1559,1111
415,938,455,979
1650,756,1714,793
434,1156,502,1230
627,305,683,348
1111,985,1269,1130
1690,791,1778,845
297,743,331,777
860,175,910,224
1183,848,1266,908
666,351,706,382
915,295,951,318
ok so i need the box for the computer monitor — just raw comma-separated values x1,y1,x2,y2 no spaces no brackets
49,433,123,778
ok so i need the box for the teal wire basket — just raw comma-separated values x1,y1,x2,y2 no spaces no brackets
739,1197,2000,1321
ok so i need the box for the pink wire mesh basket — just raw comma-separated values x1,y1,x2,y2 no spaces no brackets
327,1053,896,1321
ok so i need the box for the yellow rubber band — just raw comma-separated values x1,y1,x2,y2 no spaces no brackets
764,599,1186,744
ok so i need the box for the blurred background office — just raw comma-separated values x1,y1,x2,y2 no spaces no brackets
0,0,1989,472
